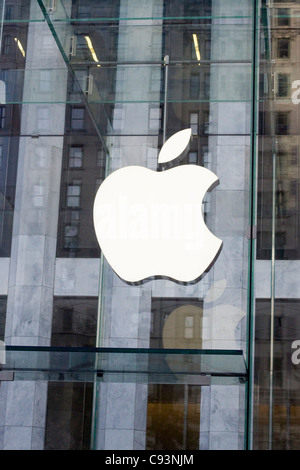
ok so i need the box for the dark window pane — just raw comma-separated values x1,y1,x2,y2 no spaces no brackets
190,74,200,99
277,8,290,27
276,112,289,135
277,38,290,59
277,73,289,97
44,297,98,450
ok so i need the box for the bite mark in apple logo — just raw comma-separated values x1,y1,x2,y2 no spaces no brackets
93,129,222,284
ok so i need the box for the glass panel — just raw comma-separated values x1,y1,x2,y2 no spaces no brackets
254,1,300,451
2,346,247,385
147,383,201,450
43,296,98,450
1,0,42,22
39,0,253,22
0,0,255,451
44,382,93,450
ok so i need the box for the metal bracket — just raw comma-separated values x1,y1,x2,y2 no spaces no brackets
70,35,77,57
48,0,57,13
85,75,94,95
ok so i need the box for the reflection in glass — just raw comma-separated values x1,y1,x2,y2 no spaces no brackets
44,297,97,450
1,0,254,451
254,300,300,450
147,298,202,450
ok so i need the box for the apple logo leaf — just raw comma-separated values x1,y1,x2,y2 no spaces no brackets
158,128,192,165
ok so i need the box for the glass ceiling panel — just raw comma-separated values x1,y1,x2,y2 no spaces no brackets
35,0,252,142
37,0,253,22
0,346,247,385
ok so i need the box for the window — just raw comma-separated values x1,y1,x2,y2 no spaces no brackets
0,145,3,167
189,112,198,135
4,6,13,20
289,180,297,197
277,8,290,26
203,146,210,165
45,297,97,449
276,111,289,135
2,35,11,55
0,107,6,129
184,315,194,339
277,38,290,59
190,73,200,99
32,182,45,207
69,146,83,168
203,110,210,134
113,106,124,130
71,211,80,225
205,39,211,60
67,181,81,207
259,110,266,135
39,70,51,93
277,73,290,97
290,147,298,165
35,147,48,168
64,225,79,249
150,68,162,93
149,106,161,131
71,107,85,130
95,178,102,194
37,107,50,131
203,73,210,99
97,149,105,167
259,73,268,98
77,5,91,18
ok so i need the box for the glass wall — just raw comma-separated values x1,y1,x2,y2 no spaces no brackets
253,0,300,450
0,0,258,451
0,0,30,257
89,0,254,450
44,297,97,450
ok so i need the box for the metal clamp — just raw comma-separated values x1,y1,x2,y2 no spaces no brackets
48,0,57,13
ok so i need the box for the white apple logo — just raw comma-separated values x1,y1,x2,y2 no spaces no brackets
93,129,222,284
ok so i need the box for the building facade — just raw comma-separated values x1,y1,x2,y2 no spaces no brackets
0,0,299,451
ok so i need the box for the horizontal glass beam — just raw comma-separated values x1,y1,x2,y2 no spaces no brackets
0,346,247,385
37,0,253,22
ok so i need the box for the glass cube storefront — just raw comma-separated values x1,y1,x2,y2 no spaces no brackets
0,0,299,451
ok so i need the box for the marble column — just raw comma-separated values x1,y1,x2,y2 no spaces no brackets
0,0,70,450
